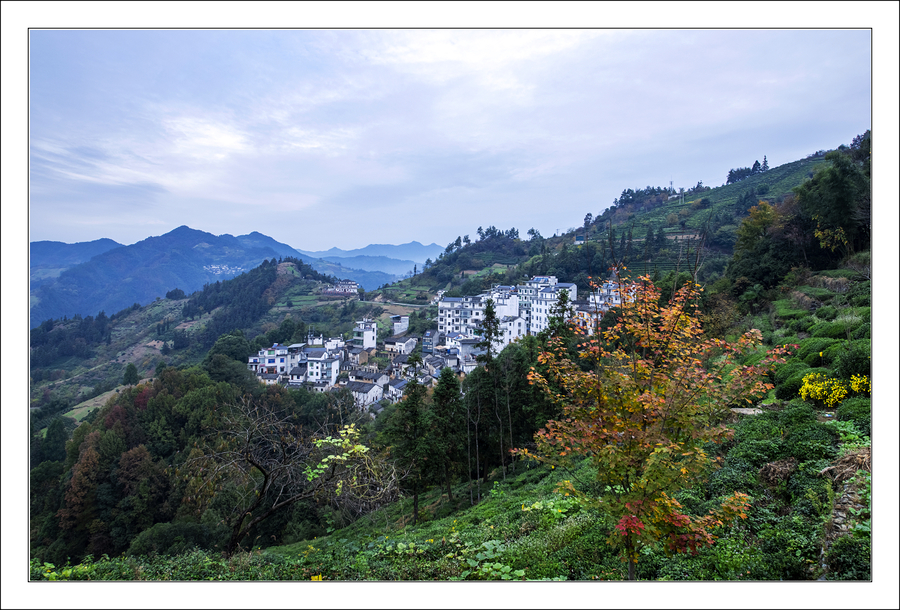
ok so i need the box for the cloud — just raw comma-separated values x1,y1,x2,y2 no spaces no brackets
27,29,872,249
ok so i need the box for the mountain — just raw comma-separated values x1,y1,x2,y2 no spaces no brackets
30,226,286,326
30,238,124,288
234,232,317,264
319,255,417,276
30,238,123,268
296,241,444,266
29,227,399,326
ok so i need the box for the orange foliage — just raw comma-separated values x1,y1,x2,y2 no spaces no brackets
516,276,790,575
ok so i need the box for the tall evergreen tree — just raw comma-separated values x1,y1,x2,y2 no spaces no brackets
384,381,431,524
431,368,465,501
476,298,501,364
123,363,139,386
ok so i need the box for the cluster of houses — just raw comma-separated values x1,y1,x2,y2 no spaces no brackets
247,275,625,414
320,279,360,296
437,274,624,353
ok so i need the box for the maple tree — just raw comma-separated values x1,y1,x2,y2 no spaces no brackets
517,276,791,579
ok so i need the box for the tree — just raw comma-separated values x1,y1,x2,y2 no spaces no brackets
476,298,502,364
383,380,431,524
794,150,869,256
205,331,252,364
734,201,779,256
584,213,593,234
431,368,465,500
406,352,423,377
518,277,790,579
761,155,769,172
42,417,69,463
184,396,398,555
123,363,139,386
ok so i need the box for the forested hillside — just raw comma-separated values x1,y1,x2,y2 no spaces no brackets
29,133,874,581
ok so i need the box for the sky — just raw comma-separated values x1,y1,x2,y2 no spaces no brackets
25,26,874,251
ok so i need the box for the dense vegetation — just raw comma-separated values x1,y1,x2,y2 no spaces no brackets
29,133,873,581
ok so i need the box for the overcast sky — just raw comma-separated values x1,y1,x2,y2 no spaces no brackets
28,27,872,251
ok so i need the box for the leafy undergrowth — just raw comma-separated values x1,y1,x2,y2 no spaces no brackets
32,400,870,581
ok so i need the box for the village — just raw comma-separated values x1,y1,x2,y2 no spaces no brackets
247,274,625,414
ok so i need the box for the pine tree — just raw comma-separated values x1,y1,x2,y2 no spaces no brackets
431,368,465,501
385,381,431,524
123,363,139,386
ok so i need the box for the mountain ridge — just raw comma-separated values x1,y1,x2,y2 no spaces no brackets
29,226,398,326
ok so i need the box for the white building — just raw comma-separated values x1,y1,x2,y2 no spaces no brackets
352,318,378,350
248,344,291,375
384,336,417,354
529,282,577,335
346,381,384,407
391,315,410,335
437,288,519,338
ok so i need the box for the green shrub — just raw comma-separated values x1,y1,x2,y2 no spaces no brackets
786,424,837,462
825,536,871,580
788,317,813,334
850,322,870,340
772,300,809,321
797,338,840,366
833,340,871,379
845,280,871,306
777,367,830,400
849,306,871,321
798,286,834,301
773,360,809,386
836,397,871,437
814,306,837,321
756,517,821,580
707,459,757,499
808,321,851,339
786,461,833,520
727,439,786,467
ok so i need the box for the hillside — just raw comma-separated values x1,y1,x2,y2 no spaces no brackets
29,256,399,412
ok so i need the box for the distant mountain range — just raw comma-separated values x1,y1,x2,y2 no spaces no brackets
296,241,444,267
29,226,412,326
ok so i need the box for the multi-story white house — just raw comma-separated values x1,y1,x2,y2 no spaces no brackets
572,278,630,335
352,318,377,350
528,282,577,335
248,344,291,375
499,315,527,349
307,354,340,386
437,288,519,338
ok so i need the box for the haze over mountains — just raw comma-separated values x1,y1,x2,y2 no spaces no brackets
29,226,437,327
296,242,444,266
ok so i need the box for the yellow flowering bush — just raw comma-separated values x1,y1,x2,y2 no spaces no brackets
799,373,870,408
798,373,847,409
850,374,871,395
